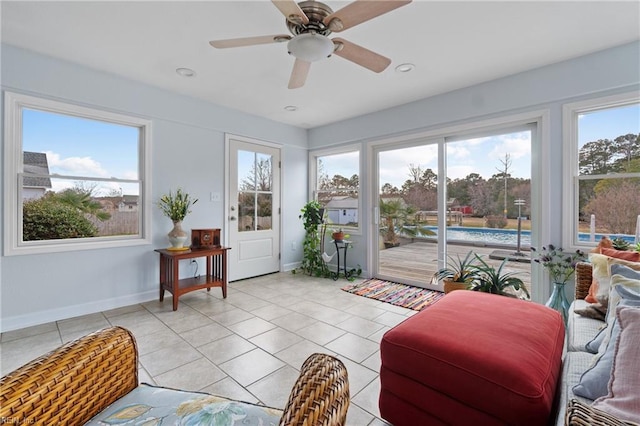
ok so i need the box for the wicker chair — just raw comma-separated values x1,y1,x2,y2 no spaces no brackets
0,326,349,426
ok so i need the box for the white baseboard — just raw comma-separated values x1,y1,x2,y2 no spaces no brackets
283,261,301,272
0,290,158,333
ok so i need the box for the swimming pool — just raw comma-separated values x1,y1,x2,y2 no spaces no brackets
421,226,635,246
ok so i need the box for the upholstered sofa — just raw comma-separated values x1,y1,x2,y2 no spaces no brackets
0,326,350,426
555,260,640,426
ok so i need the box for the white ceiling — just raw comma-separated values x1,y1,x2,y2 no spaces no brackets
2,1,639,129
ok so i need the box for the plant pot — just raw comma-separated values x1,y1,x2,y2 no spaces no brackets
168,220,188,248
443,280,469,294
332,232,345,241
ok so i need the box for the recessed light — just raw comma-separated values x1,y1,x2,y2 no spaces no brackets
176,68,196,77
395,63,415,73
284,105,298,112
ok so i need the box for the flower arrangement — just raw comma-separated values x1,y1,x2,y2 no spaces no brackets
157,188,198,222
531,244,586,284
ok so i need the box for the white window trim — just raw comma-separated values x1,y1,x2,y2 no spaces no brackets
309,144,362,235
3,91,152,256
562,91,640,251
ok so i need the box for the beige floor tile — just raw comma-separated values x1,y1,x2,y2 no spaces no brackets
335,357,378,396
373,311,409,328
200,377,259,404
180,322,232,347
351,378,382,418
219,348,286,387
362,350,381,373
247,365,300,408
251,304,293,321
198,334,256,364
269,312,318,332
227,317,276,339
366,326,391,344
336,316,385,338
154,357,227,391
274,340,335,370
0,322,57,343
209,309,254,326
249,327,303,354
325,333,379,363
139,343,202,376
295,322,346,346
346,403,376,426
0,331,62,375
133,329,185,356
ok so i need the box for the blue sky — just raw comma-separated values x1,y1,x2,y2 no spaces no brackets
23,108,139,195
23,103,639,193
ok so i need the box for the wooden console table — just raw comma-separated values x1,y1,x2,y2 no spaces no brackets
155,247,230,311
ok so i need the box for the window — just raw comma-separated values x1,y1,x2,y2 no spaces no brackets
563,92,640,249
311,147,360,231
4,92,151,255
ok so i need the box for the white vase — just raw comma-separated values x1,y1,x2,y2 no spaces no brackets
168,221,188,248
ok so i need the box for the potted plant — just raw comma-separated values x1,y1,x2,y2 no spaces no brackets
433,251,479,294
332,228,345,242
157,188,198,249
379,198,434,248
531,244,585,322
468,254,530,299
296,201,329,277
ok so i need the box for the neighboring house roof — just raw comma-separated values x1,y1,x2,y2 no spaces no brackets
121,195,138,205
325,196,357,209
23,151,52,188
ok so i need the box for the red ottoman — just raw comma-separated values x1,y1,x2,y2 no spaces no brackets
379,290,564,426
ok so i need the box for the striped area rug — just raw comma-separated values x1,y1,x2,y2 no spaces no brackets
342,279,445,311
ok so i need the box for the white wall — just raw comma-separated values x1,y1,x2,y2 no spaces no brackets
2,41,639,331
307,41,640,293
0,44,308,332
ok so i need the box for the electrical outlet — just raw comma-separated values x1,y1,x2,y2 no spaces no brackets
291,241,296,251
210,192,221,202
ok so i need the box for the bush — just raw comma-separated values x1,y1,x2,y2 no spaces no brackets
485,215,507,228
23,198,98,240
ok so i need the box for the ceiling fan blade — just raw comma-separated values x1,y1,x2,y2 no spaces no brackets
288,58,311,89
272,0,309,25
332,37,391,73
209,35,291,49
324,0,411,32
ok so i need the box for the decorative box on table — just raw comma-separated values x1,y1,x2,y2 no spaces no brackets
191,228,220,249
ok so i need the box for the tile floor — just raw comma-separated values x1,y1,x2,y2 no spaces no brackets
1,272,419,425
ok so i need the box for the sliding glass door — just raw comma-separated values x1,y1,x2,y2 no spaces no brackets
373,126,533,294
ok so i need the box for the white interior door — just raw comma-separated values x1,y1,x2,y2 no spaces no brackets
227,136,280,281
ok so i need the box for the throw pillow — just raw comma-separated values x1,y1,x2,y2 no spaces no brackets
601,247,640,263
590,253,614,303
591,307,640,423
585,279,599,304
573,285,640,400
585,325,607,354
574,304,606,321
610,263,640,280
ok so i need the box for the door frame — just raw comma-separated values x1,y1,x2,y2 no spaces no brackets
224,133,282,278
367,109,551,302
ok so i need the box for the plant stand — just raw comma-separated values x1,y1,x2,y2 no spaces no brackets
332,240,351,281
546,282,570,324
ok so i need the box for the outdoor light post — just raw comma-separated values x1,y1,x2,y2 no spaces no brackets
514,199,525,255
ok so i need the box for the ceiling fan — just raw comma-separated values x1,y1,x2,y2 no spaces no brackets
209,0,412,89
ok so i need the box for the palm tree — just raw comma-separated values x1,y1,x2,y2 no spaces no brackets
379,198,434,248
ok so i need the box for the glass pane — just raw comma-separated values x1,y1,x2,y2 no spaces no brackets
238,150,255,191
578,177,640,242
445,131,531,240
256,153,272,192
238,191,255,232
257,193,272,231
22,108,139,180
22,178,139,241
576,103,640,244
316,151,359,228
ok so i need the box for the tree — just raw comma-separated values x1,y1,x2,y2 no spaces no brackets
23,197,98,240
496,153,512,218
584,179,640,234
54,188,111,221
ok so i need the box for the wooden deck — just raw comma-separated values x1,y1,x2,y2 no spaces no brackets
378,240,532,292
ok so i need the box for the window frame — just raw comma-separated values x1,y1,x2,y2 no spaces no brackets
3,91,152,256
562,91,640,250
309,144,361,235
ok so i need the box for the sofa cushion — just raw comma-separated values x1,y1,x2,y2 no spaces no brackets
554,351,594,426
380,291,564,426
601,247,640,263
591,306,640,423
85,384,282,425
566,299,605,352
573,285,640,400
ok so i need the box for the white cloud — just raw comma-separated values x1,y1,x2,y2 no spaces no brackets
46,151,108,177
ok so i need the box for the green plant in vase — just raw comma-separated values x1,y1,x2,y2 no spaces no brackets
531,244,586,323
157,188,197,249
468,254,530,299
432,251,479,294
295,200,330,277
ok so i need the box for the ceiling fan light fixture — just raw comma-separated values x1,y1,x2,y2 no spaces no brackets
287,33,334,62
